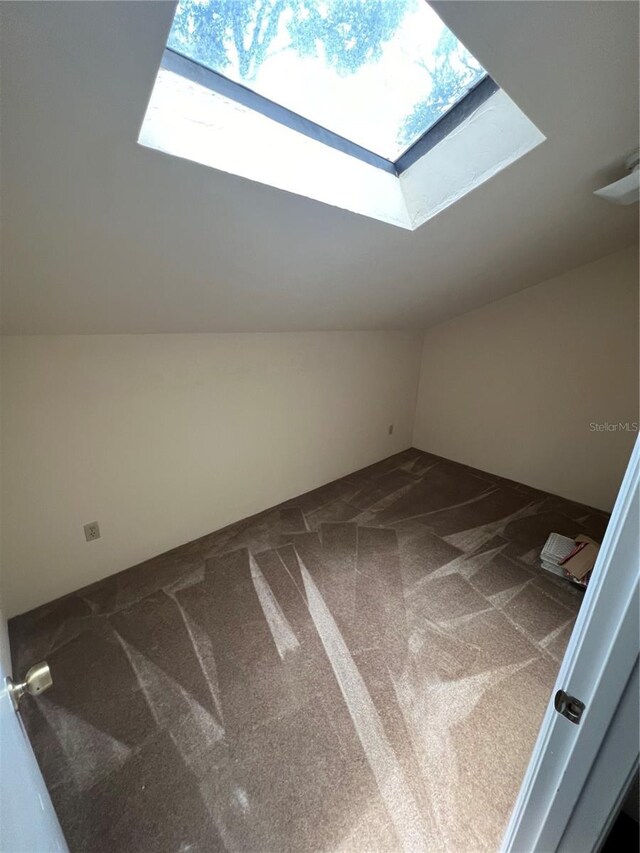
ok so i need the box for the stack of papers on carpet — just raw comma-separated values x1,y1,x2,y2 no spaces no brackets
540,532,601,587
540,533,577,577
562,535,600,582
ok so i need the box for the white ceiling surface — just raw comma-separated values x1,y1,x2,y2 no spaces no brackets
1,1,638,335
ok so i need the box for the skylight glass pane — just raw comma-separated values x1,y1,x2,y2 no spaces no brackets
167,0,487,161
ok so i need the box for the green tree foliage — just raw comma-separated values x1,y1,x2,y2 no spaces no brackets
398,29,483,149
168,0,407,82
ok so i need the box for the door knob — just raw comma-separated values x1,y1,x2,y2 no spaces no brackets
6,661,52,711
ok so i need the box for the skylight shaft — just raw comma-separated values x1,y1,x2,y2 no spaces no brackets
166,0,487,161
142,0,544,227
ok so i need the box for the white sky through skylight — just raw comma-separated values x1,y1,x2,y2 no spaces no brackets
167,0,486,161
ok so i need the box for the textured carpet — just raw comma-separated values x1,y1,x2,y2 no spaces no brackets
9,449,609,853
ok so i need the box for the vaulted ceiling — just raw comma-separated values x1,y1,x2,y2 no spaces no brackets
1,1,638,334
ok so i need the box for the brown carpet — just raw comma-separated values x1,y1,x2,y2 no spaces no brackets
9,449,609,853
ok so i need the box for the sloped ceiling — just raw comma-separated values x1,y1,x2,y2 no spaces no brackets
1,1,638,334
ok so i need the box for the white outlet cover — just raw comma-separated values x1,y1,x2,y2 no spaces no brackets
83,521,101,542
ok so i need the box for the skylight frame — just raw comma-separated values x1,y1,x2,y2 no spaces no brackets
140,65,545,230
163,48,397,174
163,46,498,177
394,74,498,173
140,3,546,229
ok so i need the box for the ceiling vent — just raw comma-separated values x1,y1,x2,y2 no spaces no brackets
594,151,640,205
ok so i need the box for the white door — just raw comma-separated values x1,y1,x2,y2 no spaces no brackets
0,613,68,853
502,437,640,852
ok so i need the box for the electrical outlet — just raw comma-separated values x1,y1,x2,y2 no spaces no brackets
388,424,394,435
84,521,101,542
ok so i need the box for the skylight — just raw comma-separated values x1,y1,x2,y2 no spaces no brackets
166,0,487,165
139,1,545,229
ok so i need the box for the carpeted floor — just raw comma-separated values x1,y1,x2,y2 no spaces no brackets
9,449,609,853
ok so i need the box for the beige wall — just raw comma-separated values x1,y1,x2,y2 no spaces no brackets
1,332,422,617
2,247,637,616
413,245,639,512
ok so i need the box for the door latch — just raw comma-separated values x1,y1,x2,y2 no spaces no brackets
554,689,585,724
5,661,52,711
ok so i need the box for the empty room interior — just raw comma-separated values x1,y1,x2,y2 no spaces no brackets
0,1,639,852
